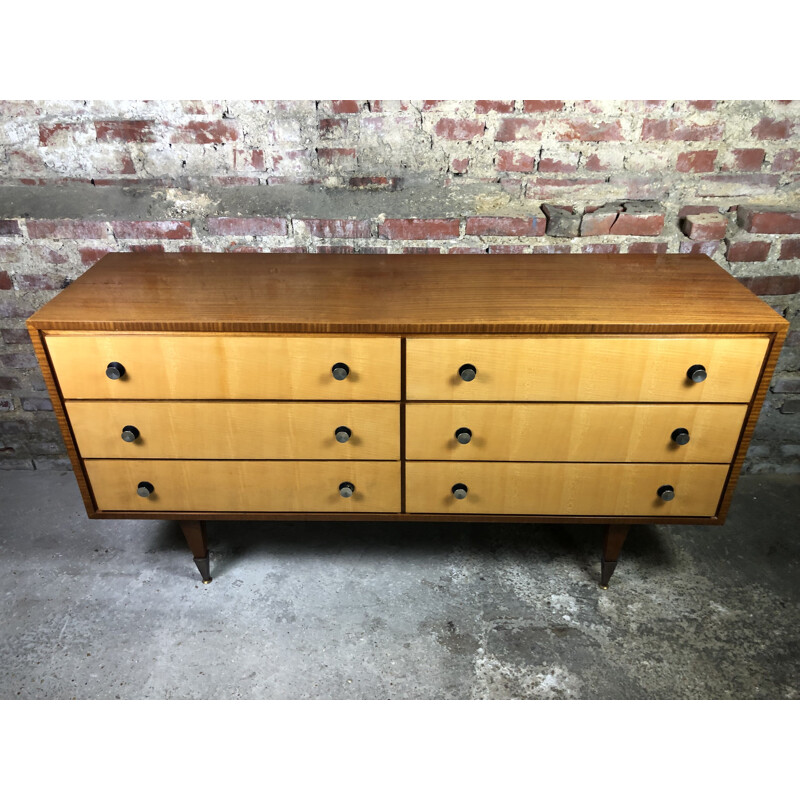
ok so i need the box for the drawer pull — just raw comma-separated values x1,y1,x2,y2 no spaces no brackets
687,364,707,383
455,427,472,444
657,484,675,501
137,481,154,498
106,361,126,380
671,428,690,446
331,362,350,381
335,425,352,443
458,363,477,382
452,483,468,499
339,481,355,498
121,425,140,443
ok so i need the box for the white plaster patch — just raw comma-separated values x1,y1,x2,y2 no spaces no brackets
472,654,581,699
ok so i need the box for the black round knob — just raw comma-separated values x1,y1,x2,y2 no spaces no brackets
458,364,477,382
137,481,154,498
121,425,140,443
335,426,352,443
332,363,350,381
687,364,707,383
657,485,675,501
671,428,690,446
339,481,355,498
455,427,472,444
106,361,125,380
452,483,468,499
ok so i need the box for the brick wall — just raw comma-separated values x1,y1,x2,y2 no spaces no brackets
1,99,799,472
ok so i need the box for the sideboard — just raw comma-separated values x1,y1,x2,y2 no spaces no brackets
27,253,788,587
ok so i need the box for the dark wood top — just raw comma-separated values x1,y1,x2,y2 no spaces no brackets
28,253,787,334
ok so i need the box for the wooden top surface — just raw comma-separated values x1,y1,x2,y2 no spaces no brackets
28,252,787,334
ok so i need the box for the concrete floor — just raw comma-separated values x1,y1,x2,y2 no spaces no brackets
1,470,798,699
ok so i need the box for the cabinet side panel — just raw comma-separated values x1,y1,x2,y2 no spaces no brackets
26,323,98,516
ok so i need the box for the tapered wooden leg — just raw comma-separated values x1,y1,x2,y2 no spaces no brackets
179,520,211,583
600,524,630,589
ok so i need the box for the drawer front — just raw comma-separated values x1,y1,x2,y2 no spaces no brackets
46,335,400,400
67,402,399,460
406,462,729,517
406,403,747,463
406,337,768,402
85,460,401,513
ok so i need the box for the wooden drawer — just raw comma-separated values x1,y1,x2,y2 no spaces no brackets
406,337,768,402
405,462,729,517
46,335,400,400
67,401,399,460
85,460,401,513
406,403,747,463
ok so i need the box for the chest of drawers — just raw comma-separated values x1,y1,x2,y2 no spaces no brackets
27,253,787,587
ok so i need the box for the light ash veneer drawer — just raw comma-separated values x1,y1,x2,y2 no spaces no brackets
46,335,401,400
85,460,401,513
405,403,747,463
406,337,769,402
405,462,730,517
67,401,400,460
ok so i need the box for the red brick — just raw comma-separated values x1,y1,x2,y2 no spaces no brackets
448,246,488,254
726,240,771,262
612,209,665,236
583,153,613,171
38,247,68,264
434,118,485,140
368,101,409,113
451,158,469,174
403,247,442,254
731,148,765,171
319,118,347,137
680,213,728,241
227,245,259,253
465,217,545,236
522,101,564,112
0,271,11,289
771,149,800,171
15,274,68,290
530,244,572,254
317,147,357,163
316,245,355,254
169,121,239,144
737,208,800,234
95,120,156,142
38,122,89,145
580,207,620,236
582,244,620,254
332,100,361,114
128,244,165,253
495,118,543,142
538,154,579,173
0,220,21,236
751,117,794,140
299,219,370,238
475,101,515,113
496,150,536,172
737,275,800,295
112,220,192,239
627,242,668,254
688,100,716,110
679,205,720,217
641,119,724,141
379,219,459,239
27,220,108,239
558,120,624,142
488,245,527,254
207,217,288,236
357,247,389,254
779,239,800,260
680,241,718,256
422,101,443,111
677,150,717,173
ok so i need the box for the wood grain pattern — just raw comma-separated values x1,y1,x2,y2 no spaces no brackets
27,253,787,334
406,403,747,463
66,401,400,460
405,462,729,516
406,336,769,402
46,335,400,400
85,460,401,513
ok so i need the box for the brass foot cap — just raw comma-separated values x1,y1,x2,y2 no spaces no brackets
203,579,212,584
600,585,608,590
